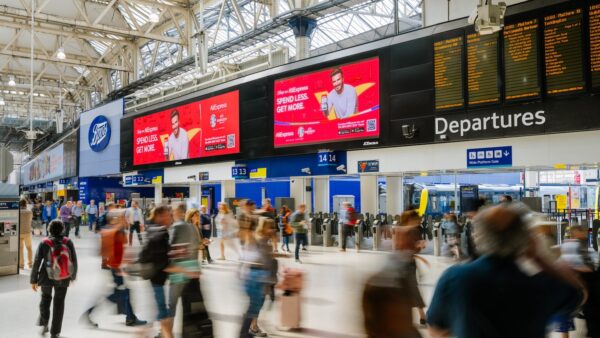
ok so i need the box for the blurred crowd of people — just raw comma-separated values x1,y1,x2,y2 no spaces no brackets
19,194,600,338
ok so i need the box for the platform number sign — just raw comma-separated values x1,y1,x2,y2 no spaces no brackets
318,150,338,167
467,146,512,168
231,166,249,179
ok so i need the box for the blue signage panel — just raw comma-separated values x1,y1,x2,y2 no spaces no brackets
0,201,19,210
46,182,54,188
231,166,249,179
124,175,147,186
199,172,209,181
358,160,379,173
317,150,339,167
467,146,512,168
59,178,70,185
78,178,88,201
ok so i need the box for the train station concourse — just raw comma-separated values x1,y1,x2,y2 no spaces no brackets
0,0,599,337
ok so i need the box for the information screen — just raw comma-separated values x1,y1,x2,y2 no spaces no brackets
544,9,585,95
273,57,380,148
503,19,541,100
467,32,500,105
434,36,464,110
133,90,239,166
590,4,600,88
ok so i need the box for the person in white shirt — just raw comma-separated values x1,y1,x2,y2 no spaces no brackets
125,201,145,246
327,68,358,119
166,110,189,160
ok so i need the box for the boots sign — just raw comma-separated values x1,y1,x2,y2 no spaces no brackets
435,110,546,138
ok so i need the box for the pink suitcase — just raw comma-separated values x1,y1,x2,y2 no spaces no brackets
280,293,301,329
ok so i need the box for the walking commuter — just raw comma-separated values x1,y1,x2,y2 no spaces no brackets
239,218,278,337
291,204,308,263
71,201,83,238
362,225,425,338
200,205,214,263
279,206,292,253
238,200,258,246
19,199,33,269
81,210,147,328
86,200,98,231
31,220,78,338
42,200,57,236
215,202,239,260
398,210,427,322
59,201,73,238
427,204,587,338
257,198,278,252
32,200,43,236
126,201,145,246
339,202,358,252
140,205,174,338
169,204,212,337
440,213,461,259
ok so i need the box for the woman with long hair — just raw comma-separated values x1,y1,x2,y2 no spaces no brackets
215,202,239,260
185,208,205,262
279,206,292,253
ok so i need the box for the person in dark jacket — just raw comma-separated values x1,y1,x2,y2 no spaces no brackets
146,205,174,338
31,220,78,338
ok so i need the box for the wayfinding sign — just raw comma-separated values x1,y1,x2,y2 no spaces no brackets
467,146,512,168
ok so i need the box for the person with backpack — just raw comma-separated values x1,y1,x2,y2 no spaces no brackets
279,206,292,253
139,205,174,338
340,202,358,252
31,220,78,338
81,209,147,328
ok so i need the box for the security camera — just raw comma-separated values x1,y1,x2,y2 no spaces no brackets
401,124,417,139
187,175,197,181
336,164,346,173
470,0,506,35
301,167,311,175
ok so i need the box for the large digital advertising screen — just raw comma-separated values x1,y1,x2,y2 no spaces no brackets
274,57,380,147
133,90,239,166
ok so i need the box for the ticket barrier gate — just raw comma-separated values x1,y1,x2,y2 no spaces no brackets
322,214,333,247
310,214,324,246
372,219,382,250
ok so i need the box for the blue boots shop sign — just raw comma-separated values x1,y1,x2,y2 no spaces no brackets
88,115,111,152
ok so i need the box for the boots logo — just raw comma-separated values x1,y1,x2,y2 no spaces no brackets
88,115,111,152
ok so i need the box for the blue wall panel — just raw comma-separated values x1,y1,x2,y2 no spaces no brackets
235,180,290,207
329,178,361,212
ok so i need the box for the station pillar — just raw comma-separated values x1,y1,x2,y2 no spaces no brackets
189,182,202,206
386,175,404,217
288,16,317,60
313,177,330,213
221,180,236,202
360,175,378,215
290,177,312,211
154,183,163,205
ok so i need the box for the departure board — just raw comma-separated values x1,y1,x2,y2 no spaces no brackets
503,19,541,100
544,9,585,95
434,36,464,110
467,33,500,105
590,4,600,88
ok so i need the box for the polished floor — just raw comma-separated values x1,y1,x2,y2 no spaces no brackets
0,227,591,338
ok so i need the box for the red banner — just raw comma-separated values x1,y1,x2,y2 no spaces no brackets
133,90,239,165
274,57,380,147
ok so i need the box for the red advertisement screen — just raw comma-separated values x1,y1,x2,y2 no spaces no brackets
274,57,380,147
133,90,239,166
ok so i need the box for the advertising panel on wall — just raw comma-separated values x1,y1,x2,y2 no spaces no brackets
274,57,380,147
21,144,65,185
133,90,240,166
79,99,123,177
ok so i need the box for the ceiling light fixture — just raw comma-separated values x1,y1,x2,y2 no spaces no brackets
149,10,160,23
56,47,66,60
8,75,16,86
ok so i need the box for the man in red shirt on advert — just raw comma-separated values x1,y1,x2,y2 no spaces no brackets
340,202,358,252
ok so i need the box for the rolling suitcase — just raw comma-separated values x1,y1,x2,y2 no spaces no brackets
280,292,301,329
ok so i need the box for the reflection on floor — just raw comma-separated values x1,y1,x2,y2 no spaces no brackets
0,228,590,337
